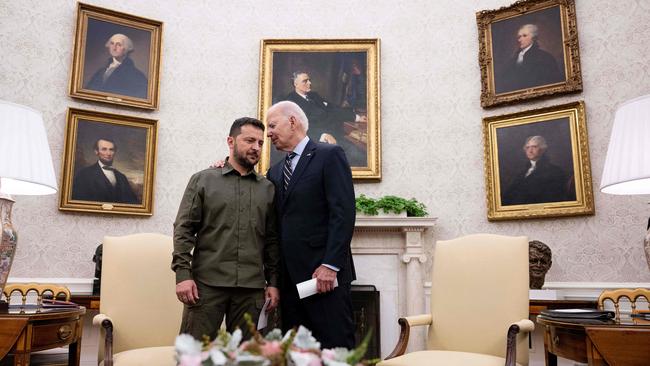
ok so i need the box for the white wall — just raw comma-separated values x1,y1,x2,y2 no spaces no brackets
1,0,650,283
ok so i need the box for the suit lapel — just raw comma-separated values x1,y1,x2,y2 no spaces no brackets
282,140,316,205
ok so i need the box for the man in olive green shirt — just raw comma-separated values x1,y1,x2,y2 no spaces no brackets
172,117,280,340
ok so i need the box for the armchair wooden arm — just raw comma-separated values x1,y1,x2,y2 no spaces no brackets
385,314,433,360
504,319,534,366
93,313,115,366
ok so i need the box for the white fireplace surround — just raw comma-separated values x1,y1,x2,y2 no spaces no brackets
351,216,438,356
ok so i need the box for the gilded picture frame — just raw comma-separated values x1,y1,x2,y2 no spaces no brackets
258,39,381,180
476,0,582,108
483,101,594,221
69,3,163,110
59,108,158,216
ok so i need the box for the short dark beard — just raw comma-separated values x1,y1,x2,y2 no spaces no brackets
233,148,255,171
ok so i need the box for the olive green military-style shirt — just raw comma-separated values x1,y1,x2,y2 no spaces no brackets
172,162,279,289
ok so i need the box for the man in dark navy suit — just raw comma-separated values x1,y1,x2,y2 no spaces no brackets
71,138,139,204
266,100,356,349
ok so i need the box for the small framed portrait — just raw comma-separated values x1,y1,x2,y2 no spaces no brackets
69,3,163,109
259,39,381,180
476,0,582,107
59,108,158,216
483,101,594,221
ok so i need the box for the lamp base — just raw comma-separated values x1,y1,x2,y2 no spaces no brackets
0,194,17,304
643,229,650,270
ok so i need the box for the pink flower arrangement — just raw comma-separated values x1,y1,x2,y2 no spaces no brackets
175,314,378,366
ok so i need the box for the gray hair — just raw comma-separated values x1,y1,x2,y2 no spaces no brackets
291,71,309,84
519,24,539,40
269,101,309,132
523,135,547,151
105,33,134,54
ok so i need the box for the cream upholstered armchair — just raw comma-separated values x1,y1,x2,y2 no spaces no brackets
380,234,534,366
93,233,183,366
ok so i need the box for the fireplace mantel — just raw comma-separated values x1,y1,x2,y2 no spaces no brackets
354,216,438,230
352,216,437,355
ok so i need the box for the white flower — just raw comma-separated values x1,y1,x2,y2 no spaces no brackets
226,328,243,352
293,326,321,350
323,359,351,366
289,350,322,366
235,354,270,365
209,348,227,365
178,354,203,366
175,334,202,355
325,347,351,362
264,328,284,341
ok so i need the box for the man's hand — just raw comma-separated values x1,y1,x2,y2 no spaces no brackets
312,265,337,293
210,160,226,168
265,286,280,313
319,133,337,144
176,279,199,305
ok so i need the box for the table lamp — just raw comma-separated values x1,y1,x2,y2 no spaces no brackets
0,100,57,309
600,94,650,271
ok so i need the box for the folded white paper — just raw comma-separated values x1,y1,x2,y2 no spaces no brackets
296,278,339,299
257,298,271,330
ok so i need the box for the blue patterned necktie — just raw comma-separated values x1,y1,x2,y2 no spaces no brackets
283,152,297,190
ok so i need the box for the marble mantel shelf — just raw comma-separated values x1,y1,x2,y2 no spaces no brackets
354,216,437,231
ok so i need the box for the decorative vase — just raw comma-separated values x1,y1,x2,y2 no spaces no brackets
0,195,17,308
643,228,650,269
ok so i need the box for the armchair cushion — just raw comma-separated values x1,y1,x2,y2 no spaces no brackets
379,350,522,366
99,346,176,366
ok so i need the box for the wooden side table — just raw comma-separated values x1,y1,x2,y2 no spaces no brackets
529,299,598,316
537,315,650,366
0,305,85,365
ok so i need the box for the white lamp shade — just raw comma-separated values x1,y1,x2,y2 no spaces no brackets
0,100,57,195
601,94,650,195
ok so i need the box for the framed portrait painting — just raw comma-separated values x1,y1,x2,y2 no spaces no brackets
69,3,163,109
483,101,594,221
258,39,381,180
59,108,158,216
477,0,582,107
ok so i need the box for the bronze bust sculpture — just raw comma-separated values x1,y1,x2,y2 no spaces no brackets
529,240,552,289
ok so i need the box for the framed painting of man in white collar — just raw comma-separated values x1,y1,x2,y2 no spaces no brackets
477,0,583,107
59,108,158,216
482,101,594,221
69,3,163,110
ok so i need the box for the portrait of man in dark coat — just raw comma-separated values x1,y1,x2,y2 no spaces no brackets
496,24,565,93
501,135,572,206
84,33,148,99
71,137,139,204
270,52,369,168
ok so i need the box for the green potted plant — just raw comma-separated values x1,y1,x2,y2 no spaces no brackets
355,194,428,217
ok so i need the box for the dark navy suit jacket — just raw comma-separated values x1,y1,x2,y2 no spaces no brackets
267,139,356,286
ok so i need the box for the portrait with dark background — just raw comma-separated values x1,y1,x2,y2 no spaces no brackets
270,51,368,167
73,119,147,203
490,5,566,94
82,18,152,99
496,118,576,206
